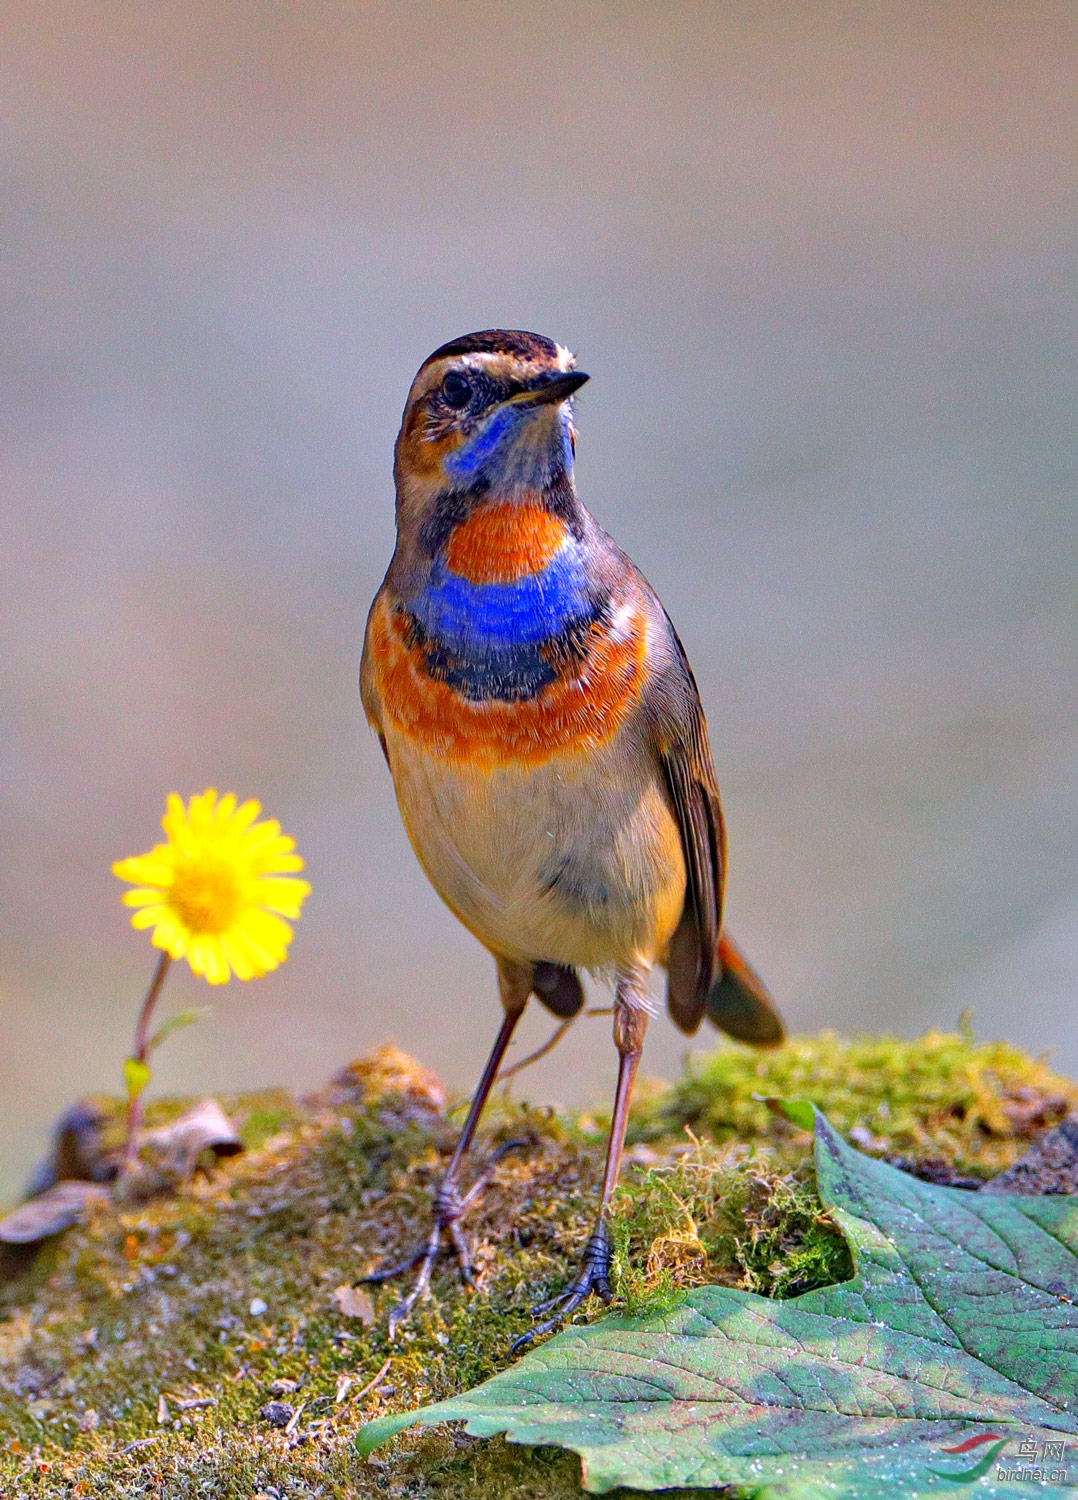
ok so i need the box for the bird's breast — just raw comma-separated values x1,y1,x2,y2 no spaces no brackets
365,501,651,767
379,723,686,971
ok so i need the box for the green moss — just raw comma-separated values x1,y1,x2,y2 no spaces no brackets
0,1028,1071,1498
610,1142,852,1315
652,1025,1078,1177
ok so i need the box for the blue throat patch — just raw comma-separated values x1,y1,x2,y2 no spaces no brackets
407,537,599,702
443,403,575,488
411,546,590,652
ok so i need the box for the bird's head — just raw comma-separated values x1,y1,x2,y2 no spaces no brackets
393,330,589,524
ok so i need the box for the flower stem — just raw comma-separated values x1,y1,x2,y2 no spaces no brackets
123,950,172,1175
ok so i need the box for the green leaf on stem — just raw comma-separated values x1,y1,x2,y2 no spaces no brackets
123,1056,152,1103
147,1007,212,1056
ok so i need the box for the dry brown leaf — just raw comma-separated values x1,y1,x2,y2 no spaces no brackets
0,1181,110,1244
332,1284,375,1323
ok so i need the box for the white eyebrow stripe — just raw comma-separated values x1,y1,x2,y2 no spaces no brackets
455,347,576,375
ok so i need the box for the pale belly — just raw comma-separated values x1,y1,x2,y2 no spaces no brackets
381,724,687,973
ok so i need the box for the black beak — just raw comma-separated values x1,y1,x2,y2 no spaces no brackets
514,370,590,408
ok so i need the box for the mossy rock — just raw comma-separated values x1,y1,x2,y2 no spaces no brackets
0,1030,1074,1498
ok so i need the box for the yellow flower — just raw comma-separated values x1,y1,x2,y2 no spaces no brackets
113,789,311,985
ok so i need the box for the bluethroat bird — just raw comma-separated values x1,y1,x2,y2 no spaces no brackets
360,330,785,1343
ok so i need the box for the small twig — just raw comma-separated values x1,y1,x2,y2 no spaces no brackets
283,1400,306,1436
348,1356,393,1404
120,1436,159,1456
497,1020,573,1083
173,1396,215,1412
496,1006,615,1085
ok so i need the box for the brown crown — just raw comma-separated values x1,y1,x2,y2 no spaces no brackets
420,329,562,369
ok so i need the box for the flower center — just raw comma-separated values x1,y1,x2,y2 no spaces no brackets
168,857,242,935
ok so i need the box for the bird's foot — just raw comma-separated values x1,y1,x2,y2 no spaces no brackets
509,1223,614,1355
362,1139,527,1338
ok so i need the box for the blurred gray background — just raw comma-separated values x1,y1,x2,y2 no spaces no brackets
2,2,1075,1199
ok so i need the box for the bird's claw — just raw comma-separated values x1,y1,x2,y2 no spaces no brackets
362,1140,530,1334
509,1224,614,1355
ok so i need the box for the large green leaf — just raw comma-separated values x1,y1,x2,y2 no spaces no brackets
357,1108,1078,1496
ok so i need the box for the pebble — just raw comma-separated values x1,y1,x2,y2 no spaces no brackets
258,1401,294,1428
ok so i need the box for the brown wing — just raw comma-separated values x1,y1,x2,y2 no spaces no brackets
648,612,786,1046
647,621,727,1035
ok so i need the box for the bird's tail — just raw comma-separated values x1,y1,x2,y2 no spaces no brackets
705,932,785,1046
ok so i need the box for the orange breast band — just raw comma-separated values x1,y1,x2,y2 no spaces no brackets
367,594,649,767
443,501,568,584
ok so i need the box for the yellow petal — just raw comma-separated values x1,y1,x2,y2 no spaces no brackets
226,924,278,972
130,905,165,929
185,943,205,978
152,926,188,959
257,852,306,876
122,888,167,908
220,932,257,982
186,791,217,838
151,911,190,957
230,799,262,834
238,908,293,961
113,852,175,885
228,927,279,979
186,935,212,980
163,804,196,855
201,939,232,985
240,821,285,856
252,877,312,918
162,793,189,838
214,792,237,825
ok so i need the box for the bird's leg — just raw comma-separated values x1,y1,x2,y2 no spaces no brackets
512,969,650,1352
364,962,530,1337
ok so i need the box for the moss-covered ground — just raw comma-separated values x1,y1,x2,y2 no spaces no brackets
1,1028,1075,1498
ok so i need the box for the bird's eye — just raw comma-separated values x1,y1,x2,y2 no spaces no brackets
440,371,472,408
